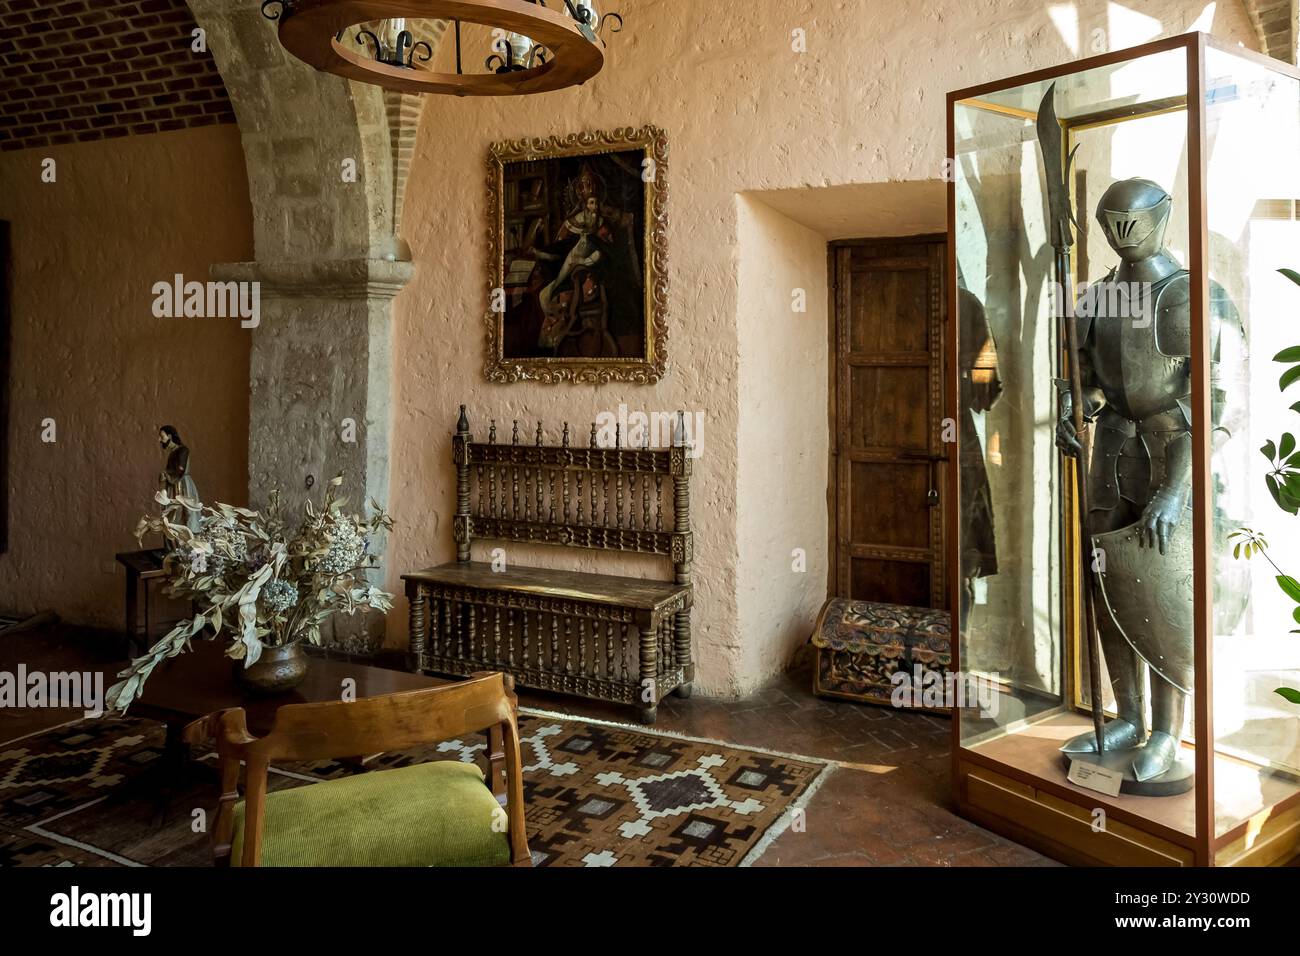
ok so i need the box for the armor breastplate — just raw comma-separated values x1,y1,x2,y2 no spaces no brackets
1076,270,1205,694
1082,271,1192,424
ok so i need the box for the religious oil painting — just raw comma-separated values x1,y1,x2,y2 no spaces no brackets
485,126,668,384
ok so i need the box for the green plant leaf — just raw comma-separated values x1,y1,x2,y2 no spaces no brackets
1278,575,1300,603
1263,440,1278,462
1266,473,1281,504
1280,268,1300,288
1282,366,1300,392
1281,433,1296,459
1276,346,1300,363
1276,687,1300,704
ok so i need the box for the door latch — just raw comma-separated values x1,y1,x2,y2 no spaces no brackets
899,450,948,508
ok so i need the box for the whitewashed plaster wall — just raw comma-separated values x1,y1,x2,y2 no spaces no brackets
390,0,1257,696
0,126,254,626
735,195,830,684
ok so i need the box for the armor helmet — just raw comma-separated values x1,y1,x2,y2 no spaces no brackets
1096,178,1172,262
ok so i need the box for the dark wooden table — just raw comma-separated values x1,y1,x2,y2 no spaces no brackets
134,637,441,737
127,639,445,823
115,547,175,658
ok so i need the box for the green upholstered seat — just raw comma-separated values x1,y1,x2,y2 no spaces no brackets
230,759,511,867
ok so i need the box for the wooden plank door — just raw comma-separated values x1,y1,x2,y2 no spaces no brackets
830,236,947,609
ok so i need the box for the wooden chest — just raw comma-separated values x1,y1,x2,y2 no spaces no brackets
811,598,951,714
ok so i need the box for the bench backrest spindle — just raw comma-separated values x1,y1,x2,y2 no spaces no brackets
451,405,692,575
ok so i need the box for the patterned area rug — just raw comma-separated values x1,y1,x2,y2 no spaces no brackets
0,712,831,867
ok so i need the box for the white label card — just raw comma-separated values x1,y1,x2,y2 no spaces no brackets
1067,759,1124,797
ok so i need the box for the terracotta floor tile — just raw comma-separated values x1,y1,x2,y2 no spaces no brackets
5,624,1055,867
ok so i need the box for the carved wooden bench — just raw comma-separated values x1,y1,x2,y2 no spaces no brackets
403,407,694,723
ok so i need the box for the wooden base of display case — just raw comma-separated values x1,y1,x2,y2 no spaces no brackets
957,754,1197,866
956,712,1300,866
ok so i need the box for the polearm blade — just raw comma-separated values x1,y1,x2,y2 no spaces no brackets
1036,83,1077,250
1034,83,1106,754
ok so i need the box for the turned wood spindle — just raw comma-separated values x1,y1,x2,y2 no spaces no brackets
614,425,624,530
455,406,473,564
473,600,483,660
655,473,663,531
629,469,637,531
624,624,634,686
535,422,544,523
488,420,498,518
507,609,516,668
642,432,651,531
576,466,585,525
409,584,427,669
521,608,529,670
548,467,557,524
606,621,615,679
639,621,657,707
562,465,571,525
510,421,520,519
428,597,440,658
579,618,587,675
673,410,693,688
602,471,610,527
453,599,463,658
564,617,573,676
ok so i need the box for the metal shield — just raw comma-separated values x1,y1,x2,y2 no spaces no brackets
1093,518,1194,694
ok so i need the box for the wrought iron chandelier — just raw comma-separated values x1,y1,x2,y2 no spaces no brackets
260,0,623,96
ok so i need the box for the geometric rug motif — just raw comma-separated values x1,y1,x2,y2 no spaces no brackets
0,712,831,868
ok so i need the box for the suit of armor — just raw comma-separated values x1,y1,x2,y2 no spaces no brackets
1057,178,1243,783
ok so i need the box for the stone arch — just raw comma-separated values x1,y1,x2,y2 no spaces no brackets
183,0,437,653
185,0,436,260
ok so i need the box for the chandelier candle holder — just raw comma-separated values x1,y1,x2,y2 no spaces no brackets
261,0,624,95
354,18,434,68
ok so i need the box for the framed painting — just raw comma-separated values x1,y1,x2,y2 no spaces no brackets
484,125,668,384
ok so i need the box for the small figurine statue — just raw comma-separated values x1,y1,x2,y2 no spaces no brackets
158,425,202,533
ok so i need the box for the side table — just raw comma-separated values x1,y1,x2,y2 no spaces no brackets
115,547,178,658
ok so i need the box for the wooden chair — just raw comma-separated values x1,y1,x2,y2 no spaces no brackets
189,672,530,867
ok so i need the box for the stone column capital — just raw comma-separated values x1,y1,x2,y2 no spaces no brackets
210,257,415,301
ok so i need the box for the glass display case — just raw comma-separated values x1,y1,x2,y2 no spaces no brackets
946,33,1300,866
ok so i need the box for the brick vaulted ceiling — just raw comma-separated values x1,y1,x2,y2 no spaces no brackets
1243,0,1299,62
0,0,235,152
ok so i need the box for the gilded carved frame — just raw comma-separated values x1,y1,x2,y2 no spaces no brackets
484,125,668,384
